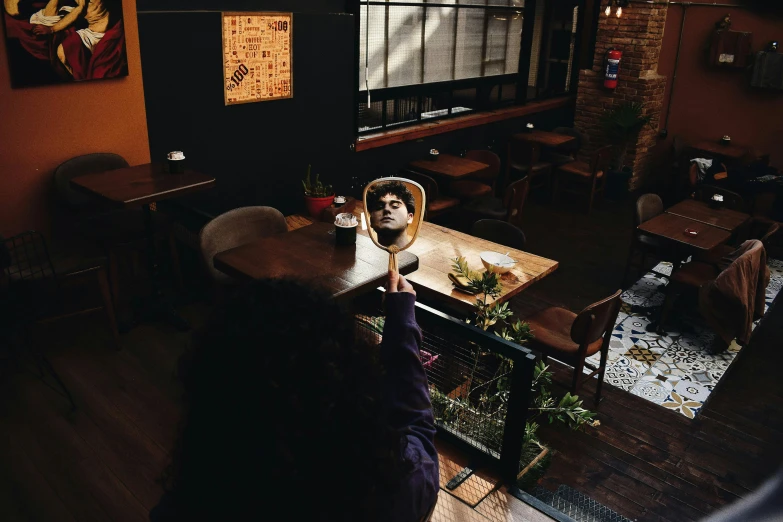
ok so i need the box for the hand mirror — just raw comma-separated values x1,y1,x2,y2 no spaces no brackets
363,177,427,274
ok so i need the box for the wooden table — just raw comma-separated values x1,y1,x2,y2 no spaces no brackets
213,222,418,303
690,140,748,163
511,130,575,148
69,163,216,209
71,163,216,331
638,213,731,251
286,205,559,314
409,154,489,179
665,199,750,232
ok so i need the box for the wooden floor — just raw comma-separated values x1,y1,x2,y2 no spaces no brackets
535,296,783,522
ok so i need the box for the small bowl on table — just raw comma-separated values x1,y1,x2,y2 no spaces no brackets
480,251,517,275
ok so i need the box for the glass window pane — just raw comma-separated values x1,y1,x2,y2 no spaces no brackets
423,7,457,83
504,11,523,74
359,5,387,91
484,12,509,76
454,8,484,80
387,6,424,88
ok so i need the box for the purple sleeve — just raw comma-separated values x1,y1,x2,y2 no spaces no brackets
381,292,439,521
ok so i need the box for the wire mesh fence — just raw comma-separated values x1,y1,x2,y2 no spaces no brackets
354,293,536,478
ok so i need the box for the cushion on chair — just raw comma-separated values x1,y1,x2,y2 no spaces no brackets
526,307,604,358
427,196,460,214
450,180,493,200
671,261,720,288
557,161,603,179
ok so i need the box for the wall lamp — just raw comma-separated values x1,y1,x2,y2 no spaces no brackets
604,0,629,18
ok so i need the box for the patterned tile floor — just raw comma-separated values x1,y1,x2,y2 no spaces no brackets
582,258,783,419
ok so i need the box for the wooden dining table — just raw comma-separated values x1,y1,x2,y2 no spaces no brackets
511,129,575,149
409,154,489,180
213,222,418,303
71,163,216,330
638,212,731,252
286,204,559,314
690,139,749,163
665,199,750,233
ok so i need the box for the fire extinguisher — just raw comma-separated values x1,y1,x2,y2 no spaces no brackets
604,49,622,89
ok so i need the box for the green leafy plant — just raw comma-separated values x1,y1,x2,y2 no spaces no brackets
600,102,653,170
440,257,598,481
302,164,333,198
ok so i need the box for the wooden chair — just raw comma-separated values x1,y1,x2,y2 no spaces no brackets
449,150,500,201
545,127,587,167
553,145,612,215
199,206,288,285
623,193,674,286
470,219,526,250
525,290,622,404
505,138,552,192
463,176,530,229
694,184,745,212
400,170,460,220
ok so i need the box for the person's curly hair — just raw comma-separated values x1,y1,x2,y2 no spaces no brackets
366,181,416,215
163,280,409,520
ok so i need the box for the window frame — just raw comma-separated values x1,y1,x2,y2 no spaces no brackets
351,0,585,137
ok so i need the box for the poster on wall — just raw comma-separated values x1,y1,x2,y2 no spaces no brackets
222,12,293,106
1,0,128,87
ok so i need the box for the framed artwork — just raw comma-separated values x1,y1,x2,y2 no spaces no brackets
222,12,293,106
2,0,128,87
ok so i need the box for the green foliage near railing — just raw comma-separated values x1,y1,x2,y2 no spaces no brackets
442,257,599,477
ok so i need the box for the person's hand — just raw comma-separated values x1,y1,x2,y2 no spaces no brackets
386,270,416,297
74,0,86,7
32,25,54,36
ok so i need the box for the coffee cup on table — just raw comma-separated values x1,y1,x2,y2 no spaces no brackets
334,212,358,246
167,151,185,174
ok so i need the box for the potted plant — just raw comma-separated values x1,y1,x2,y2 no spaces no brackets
600,102,652,200
302,165,334,219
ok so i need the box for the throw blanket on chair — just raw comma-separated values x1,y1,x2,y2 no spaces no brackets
699,239,770,346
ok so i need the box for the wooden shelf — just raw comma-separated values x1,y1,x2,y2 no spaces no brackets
354,96,574,152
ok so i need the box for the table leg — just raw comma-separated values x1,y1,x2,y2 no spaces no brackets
140,204,190,331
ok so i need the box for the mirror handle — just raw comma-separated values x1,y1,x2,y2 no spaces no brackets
388,246,399,275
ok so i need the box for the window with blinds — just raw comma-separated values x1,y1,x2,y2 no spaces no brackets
356,0,582,134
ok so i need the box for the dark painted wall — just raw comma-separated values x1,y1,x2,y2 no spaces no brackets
137,2,575,222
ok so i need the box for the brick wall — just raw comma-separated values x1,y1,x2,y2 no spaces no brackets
574,2,668,190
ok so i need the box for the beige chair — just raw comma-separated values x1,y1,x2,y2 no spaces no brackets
525,290,622,403
199,207,288,284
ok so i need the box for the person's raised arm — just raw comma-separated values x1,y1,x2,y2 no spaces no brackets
381,272,436,455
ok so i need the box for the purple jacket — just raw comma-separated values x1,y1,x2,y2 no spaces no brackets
380,292,439,522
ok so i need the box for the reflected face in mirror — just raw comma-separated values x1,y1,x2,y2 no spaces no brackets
367,181,415,249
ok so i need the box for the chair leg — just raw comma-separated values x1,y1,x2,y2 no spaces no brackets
595,345,609,405
656,285,681,335
96,267,121,350
572,357,585,396
24,326,76,410
108,248,120,308
169,233,183,291
552,172,560,204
